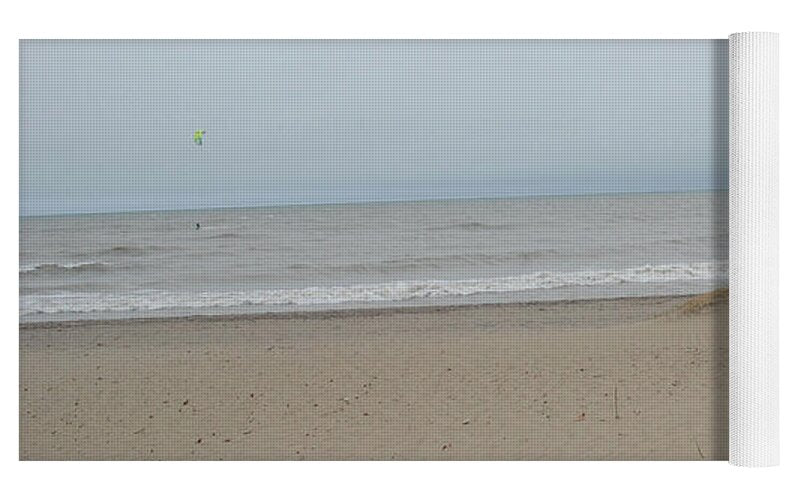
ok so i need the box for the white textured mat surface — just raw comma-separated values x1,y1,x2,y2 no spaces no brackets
729,31,779,467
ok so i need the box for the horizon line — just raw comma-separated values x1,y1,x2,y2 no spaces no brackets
19,188,727,218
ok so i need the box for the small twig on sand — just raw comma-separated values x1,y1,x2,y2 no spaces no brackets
613,385,619,420
694,439,705,460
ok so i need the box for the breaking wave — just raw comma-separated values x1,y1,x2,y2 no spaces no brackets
20,261,109,275
20,261,727,317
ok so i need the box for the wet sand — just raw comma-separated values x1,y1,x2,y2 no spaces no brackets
19,293,728,460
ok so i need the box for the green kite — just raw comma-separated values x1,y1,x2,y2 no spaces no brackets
193,130,206,146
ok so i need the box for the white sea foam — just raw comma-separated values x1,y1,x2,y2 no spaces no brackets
19,262,727,317
19,261,108,274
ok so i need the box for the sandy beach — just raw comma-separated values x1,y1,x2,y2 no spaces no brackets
19,292,727,460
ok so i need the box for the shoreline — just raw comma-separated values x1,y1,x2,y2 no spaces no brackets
20,292,709,330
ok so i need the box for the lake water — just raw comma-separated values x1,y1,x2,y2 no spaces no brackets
19,191,728,322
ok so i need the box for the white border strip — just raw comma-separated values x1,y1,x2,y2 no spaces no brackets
729,31,779,467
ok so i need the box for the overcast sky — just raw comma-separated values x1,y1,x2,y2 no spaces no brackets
20,39,727,216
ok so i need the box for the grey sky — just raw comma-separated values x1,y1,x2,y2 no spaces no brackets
20,40,727,216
